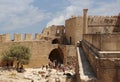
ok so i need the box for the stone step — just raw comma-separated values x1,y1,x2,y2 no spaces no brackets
79,47,96,82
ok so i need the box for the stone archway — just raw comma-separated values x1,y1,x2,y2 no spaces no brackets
52,39,60,44
49,48,63,64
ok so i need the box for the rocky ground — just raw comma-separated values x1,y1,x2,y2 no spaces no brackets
0,66,75,82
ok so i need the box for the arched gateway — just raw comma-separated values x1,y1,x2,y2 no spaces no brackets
49,48,64,64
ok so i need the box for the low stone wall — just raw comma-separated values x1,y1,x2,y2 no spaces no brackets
82,40,120,82
83,34,120,51
82,41,99,77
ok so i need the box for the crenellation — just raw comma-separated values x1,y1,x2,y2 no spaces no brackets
4,34,10,42
0,32,63,42
14,34,22,42
35,33,41,40
24,34,33,41
0,34,10,42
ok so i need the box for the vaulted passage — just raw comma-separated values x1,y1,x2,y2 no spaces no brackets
49,48,63,64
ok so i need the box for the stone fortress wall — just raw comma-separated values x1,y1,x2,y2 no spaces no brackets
41,25,65,38
0,33,41,42
65,9,120,45
65,16,83,45
0,25,65,42
0,25,76,68
74,9,120,82
88,15,120,34
0,8,120,82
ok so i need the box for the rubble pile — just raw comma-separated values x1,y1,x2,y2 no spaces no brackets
0,64,75,82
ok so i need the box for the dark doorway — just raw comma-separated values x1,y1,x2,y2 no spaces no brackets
49,48,63,64
70,37,72,44
52,39,60,44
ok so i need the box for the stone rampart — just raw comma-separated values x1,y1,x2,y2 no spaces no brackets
0,41,76,68
0,33,41,42
82,38,120,82
0,41,56,67
83,34,120,51
88,16,119,26
88,16,120,34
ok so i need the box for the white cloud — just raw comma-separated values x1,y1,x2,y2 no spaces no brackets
0,0,47,31
0,0,119,31
47,0,92,27
89,0,120,15
47,0,120,27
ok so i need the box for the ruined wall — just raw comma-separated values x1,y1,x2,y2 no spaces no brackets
88,16,120,34
40,25,65,44
66,45,77,66
57,45,76,66
41,25,65,38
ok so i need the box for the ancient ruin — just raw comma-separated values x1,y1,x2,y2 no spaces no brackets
0,9,120,82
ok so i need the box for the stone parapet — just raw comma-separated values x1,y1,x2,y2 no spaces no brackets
83,34,120,51
82,40,120,82
0,34,10,42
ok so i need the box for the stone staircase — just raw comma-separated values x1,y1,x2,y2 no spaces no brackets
77,47,97,82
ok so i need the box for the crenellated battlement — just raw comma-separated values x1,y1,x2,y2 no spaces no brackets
0,34,10,42
0,33,41,42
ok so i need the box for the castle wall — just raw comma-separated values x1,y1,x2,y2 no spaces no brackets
0,34,10,42
75,17,83,43
88,16,120,34
41,25,65,38
65,17,76,45
14,34,22,41
35,33,41,40
65,9,120,45
0,33,44,42
65,16,83,45
82,39,120,82
0,41,57,67
25,34,33,41
83,34,120,51
0,41,76,68
57,45,76,65
40,25,65,43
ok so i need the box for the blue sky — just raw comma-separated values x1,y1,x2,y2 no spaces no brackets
0,0,120,34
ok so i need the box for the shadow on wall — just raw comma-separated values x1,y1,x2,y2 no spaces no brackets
113,14,120,32
49,48,64,64
52,39,60,44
